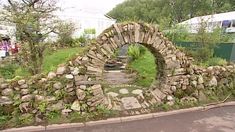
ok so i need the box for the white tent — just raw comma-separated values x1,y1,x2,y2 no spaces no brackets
0,23,16,42
57,12,116,37
179,11,235,33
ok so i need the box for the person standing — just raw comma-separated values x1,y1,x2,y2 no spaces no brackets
1,36,10,57
0,40,6,59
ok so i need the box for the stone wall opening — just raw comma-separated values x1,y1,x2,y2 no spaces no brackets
85,22,191,85
103,44,157,88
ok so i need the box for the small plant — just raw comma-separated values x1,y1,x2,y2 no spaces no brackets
128,44,141,60
38,101,48,113
96,105,117,119
0,63,20,79
77,36,87,47
159,103,170,111
204,57,228,66
46,111,61,123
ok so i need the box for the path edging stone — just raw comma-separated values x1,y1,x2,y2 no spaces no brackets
2,101,235,132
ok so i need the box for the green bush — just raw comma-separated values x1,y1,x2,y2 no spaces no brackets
164,25,191,42
128,44,141,60
78,36,86,44
0,63,19,79
56,21,76,47
203,57,228,67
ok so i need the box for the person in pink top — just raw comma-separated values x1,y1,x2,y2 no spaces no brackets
1,36,11,56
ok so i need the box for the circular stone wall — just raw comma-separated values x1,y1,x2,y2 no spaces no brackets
84,22,191,81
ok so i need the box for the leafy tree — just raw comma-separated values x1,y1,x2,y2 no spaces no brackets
55,21,76,47
108,0,234,28
0,0,59,74
164,25,191,42
190,19,223,62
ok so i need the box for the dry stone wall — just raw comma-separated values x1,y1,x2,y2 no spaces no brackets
0,22,235,117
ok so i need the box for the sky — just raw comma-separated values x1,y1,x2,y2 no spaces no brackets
1,0,125,16
58,0,125,15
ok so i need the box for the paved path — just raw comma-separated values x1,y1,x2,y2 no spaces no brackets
103,71,135,85
40,106,235,132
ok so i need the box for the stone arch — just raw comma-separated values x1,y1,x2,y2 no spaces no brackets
84,22,191,81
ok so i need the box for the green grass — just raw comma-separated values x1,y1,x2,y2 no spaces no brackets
0,46,87,79
128,49,156,87
42,47,87,73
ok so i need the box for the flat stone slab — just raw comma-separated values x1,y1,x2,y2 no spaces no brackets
119,88,129,94
132,89,143,95
107,92,119,97
121,97,142,110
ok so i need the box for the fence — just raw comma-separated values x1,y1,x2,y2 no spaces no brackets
175,42,235,62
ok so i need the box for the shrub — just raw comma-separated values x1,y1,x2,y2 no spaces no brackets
55,21,76,47
203,57,228,67
128,44,141,60
0,63,19,79
164,25,191,42
77,36,87,47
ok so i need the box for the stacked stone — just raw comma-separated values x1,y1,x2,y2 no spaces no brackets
84,22,193,79
150,64,235,105
0,57,106,115
1,22,235,116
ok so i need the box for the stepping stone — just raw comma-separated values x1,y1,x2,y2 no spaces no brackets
107,92,119,97
132,89,143,95
119,88,129,94
121,97,142,110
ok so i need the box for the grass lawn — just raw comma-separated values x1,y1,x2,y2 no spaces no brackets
0,46,88,79
42,46,87,73
128,49,156,87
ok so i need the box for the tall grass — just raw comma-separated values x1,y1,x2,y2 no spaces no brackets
129,48,156,87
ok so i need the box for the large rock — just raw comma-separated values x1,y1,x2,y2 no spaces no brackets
167,95,174,101
79,85,86,90
198,75,204,84
2,88,14,96
1,83,8,89
191,81,197,88
20,84,28,89
21,95,34,102
19,102,31,113
21,89,30,95
53,82,63,89
90,84,103,95
35,95,45,102
76,89,86,100
71,67,79,75
48,72,56,79
71,100,80,111
56,66,67,75
151,88,166,101
49,101,64,111
208,76,217,87
0,96,12,105
65,74,74,79
87,66,102,73
18,79,26,85
62,109,72,116
74,75,87,85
